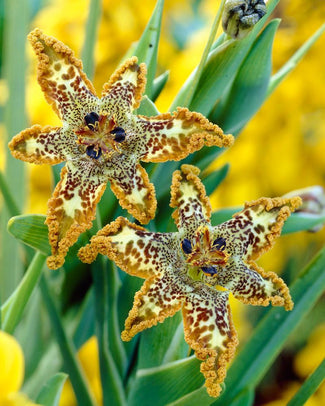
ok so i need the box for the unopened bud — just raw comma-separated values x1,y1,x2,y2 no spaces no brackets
283,186,325,232
222,0,267,40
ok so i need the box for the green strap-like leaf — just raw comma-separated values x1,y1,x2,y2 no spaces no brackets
81,0,102,78
7,214,50,255
268,23,325,96
40,276,97,406
133,0,164,99
202,163,230,196
287,358,325,406
210,19,280,134
213,246,325,405
36,372,68,406
1,251,46,334
151,70,170,101
128,356,204,406
166,385,214,406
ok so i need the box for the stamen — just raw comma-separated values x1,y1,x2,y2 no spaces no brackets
86,145,102,159
111,127,126,143
85,112,100,130
201,266,217,276
181,238,192,254
213,237,226,251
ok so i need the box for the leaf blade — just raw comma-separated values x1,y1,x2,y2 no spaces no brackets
36,372,68,406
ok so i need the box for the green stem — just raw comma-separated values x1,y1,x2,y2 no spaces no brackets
0,171,20,217
40,276,97,406
1,251,46,333
287,359,325,406
178,0,226,108
81,0,102,78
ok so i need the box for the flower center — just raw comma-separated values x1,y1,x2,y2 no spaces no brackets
181,227,229,276
75,111,126,158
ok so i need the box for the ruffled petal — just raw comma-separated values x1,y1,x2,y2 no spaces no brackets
46,161,106,269
78,217,176,278
28,28,98,126
109,161,156,224
182,286,238,397
121,271,186,341
170,164,211,233
215,258,293,310
101,57,146,115
215,197,301,259
135,107,233,162
9,125,73,164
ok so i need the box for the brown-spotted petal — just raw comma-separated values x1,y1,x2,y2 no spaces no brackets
170,164,211,233
215,258,293,310
101,57,146,116
78,217,175,278
121,271,186,342
182,286,238,398
46,161,106,269
8,125,72,164
109,161,156,224
216,197,302,260
28,28,98,126
135,107,233,163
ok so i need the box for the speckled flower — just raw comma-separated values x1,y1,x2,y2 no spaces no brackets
9,29,233,270
78,164,301,397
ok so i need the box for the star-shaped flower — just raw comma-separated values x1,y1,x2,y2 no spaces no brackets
9,29,233,269
78,164,301,398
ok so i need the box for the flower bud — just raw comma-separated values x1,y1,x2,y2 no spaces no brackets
283,186,325,232
222,0,267,40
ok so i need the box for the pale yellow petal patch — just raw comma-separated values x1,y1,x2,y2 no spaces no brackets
46,161,106,269
170,164,211,233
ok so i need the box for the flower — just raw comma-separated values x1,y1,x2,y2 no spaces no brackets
222,0,267,40
78,164,300,397
9,29,233,270
0,330,39,406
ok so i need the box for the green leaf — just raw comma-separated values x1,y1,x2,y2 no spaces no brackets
39,276,97,406
128,356,204,406
7,214,50,255
171,0,281,115
81,0,102,78
36,373,68,406
268,23,325,96
282,212,325,234
1,0,29,302
133,0,164,99
287,358,325,406
202,164,230,196
152,70,170,101
228,388,254,406
166,385,213,406
1,251,46,334
137,95,160,116
211,19,280,134
213,246,325,405
137,312,185,369
172,0,227,108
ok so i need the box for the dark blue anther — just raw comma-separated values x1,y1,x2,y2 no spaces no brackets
110,127,126,142
85,112,100,130
86,145,102,159
181,238,192,254
201,266,217,276
213,237,226,251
